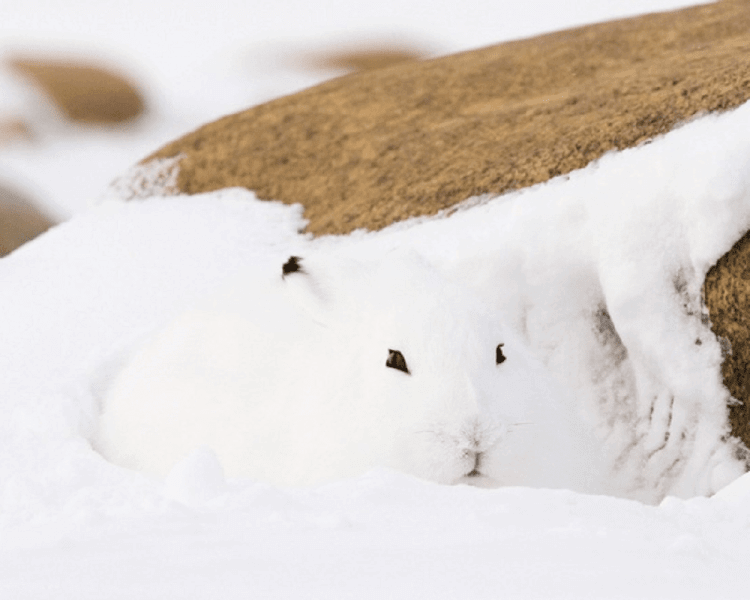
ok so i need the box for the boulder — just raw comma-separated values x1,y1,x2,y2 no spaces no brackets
143,0,750,235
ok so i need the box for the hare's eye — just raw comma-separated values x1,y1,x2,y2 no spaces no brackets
496,343,506,365
386,349,410,375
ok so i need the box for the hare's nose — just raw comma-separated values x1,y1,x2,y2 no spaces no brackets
457,420,486,453
464,451,484,478
458,438,481,453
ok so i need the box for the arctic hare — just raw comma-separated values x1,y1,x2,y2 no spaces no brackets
96,249,598,490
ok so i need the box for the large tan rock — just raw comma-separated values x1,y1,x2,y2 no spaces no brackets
137,0,750,450
0,184,55,257
7,57,145,124
146,0,750,235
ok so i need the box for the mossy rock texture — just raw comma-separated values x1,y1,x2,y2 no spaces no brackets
140,0,750,451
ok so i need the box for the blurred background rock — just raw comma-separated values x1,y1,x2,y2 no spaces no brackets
0,182,54,257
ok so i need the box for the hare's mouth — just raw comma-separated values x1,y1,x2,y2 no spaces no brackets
456,472,499,488
454,452,499,487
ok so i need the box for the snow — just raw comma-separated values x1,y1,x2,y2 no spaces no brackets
5,1,750,598
3,96,750,597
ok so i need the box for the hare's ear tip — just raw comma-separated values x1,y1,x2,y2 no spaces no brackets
282,256,304,278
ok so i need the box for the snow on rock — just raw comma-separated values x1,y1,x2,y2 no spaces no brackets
103,154,183,202
333,102,750,502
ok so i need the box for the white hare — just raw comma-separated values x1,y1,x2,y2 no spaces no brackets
96,249,600,490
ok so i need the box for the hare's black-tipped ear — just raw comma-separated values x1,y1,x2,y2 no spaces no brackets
496,343,506,365
282,256,303,278
386,349,410,375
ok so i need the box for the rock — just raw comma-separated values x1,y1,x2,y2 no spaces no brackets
296,44,428,73
140,0,750,235
6,57,146,124
703,234,750,450
0,118,33,145
0,184,56,257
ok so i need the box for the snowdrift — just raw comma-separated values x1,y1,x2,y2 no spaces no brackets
3,82,750,600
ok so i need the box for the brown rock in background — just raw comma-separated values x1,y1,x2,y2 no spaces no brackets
299,45,428,73
140,0,750,450
0,118,34,145
0,184,55,257
7,57,145,124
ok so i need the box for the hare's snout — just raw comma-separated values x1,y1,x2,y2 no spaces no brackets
455,445,501,487
456,418,507,452
456,430,486,477
422,416,510,484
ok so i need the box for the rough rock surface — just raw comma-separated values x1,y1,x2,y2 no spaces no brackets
704,238,750,448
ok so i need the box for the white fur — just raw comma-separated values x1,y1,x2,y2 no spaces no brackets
95,249,601,490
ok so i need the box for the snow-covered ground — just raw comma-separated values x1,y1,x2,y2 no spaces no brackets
5,1,750,598
3,83,750,600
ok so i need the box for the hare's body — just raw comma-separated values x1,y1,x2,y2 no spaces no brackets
96,250,600,490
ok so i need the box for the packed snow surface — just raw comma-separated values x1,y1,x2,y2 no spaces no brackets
3,94,750,597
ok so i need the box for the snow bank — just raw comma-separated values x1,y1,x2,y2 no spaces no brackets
3,94,750,600
4,102,750,512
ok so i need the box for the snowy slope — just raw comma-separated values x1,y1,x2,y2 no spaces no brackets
2,94,750,598
5,1,750,598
